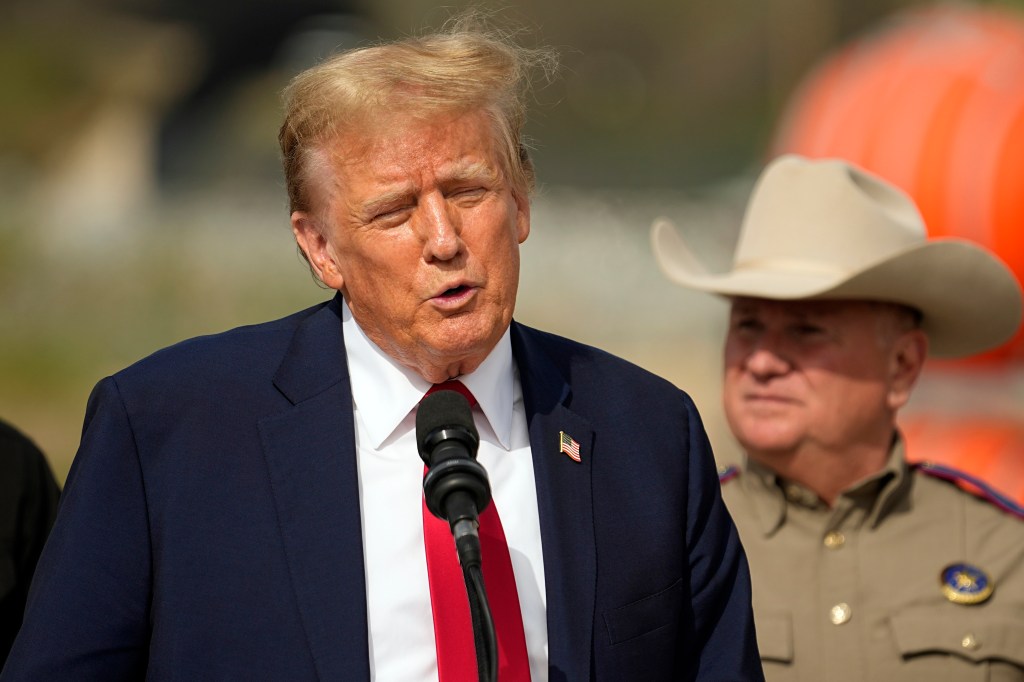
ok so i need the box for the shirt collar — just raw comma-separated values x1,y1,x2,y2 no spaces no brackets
741,433,911,535
741,456,788,537
342,299,515,450
866,433,911,528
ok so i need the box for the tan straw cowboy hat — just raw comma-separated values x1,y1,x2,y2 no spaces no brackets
651,154,1022,358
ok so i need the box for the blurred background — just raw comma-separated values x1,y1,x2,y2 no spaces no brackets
2,0,1022,499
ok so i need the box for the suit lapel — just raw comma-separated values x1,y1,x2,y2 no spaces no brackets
257,310,598,680
259,297,370,681
512,323,596,682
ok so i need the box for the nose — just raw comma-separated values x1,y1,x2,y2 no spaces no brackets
418,194,463,262
744,341,790,381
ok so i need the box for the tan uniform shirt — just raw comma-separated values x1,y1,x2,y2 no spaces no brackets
722,438,1024,681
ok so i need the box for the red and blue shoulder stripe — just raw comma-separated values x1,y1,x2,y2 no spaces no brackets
718,465,740,485
914,461,1024,520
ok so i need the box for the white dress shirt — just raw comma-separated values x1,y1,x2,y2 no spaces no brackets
342,301,548,681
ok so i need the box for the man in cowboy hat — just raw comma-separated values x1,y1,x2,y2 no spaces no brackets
652,154,1024,680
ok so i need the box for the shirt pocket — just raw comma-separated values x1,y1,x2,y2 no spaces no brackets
753,611,793,664
889,603,1024,675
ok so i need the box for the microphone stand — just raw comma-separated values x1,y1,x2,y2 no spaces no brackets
418,390,500,681
449,502,498,682
463,556,498,682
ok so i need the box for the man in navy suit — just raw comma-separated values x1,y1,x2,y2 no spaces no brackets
3,18,761,681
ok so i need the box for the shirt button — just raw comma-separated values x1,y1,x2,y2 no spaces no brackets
823,531,846,549
783,483,817,506
830,603,852,625
962,633,980,651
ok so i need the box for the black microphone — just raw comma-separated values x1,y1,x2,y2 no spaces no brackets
417,389,499,682
416,389,492,568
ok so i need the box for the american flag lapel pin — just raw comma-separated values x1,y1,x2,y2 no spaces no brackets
559,431,582,463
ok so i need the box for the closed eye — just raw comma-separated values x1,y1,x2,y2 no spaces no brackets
731,317,762,333
449,186,487,203
370,204,414,226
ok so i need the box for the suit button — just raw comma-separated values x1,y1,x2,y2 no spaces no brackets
823,531,845,549
962,633,980,651
829,603,852,625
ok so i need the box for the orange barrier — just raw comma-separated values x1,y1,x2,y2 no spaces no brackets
773,4,1024,362
773,4,1024,504
901,414,1024,508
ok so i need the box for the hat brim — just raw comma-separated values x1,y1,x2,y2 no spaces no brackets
651,217,1023,357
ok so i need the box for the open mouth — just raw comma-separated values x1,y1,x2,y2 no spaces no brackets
432,283,476,308
438,284,472,299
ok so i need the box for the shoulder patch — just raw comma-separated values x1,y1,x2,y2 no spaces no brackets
914,462,1024,520
718,465,740,485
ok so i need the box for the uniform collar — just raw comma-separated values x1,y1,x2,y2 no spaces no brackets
867,434,912,528
741,433,912,535
741,457,789,537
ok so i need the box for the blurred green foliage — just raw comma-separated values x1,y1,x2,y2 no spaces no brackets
2,0,1020,482
0,26,97,162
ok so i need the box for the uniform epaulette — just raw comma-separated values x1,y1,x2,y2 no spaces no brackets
718,465,740,485
914,461,1024,520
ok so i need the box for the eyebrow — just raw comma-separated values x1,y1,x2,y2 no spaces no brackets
359,160,502,219
440,160,502,187
360,188,416,219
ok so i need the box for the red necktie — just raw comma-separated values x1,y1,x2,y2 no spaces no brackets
421,381,531,681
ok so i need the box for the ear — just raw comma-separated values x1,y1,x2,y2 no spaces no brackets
887,329,928,411
513,189,530,244
291,211,345,290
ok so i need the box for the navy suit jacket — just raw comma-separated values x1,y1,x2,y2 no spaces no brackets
3,296,761,681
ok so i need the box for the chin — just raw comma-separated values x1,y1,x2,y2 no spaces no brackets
734,423,802,456
424,333,493,364
437,313,503,347
745,444,801,461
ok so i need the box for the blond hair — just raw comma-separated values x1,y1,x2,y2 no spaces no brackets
278,14,557,216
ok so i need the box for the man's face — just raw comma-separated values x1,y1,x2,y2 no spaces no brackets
292,109,530,382
722,298,918,462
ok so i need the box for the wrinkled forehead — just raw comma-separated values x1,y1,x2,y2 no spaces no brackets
332,107,505,167
352,109,499,159
302,107,509,211
728,297,877,321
